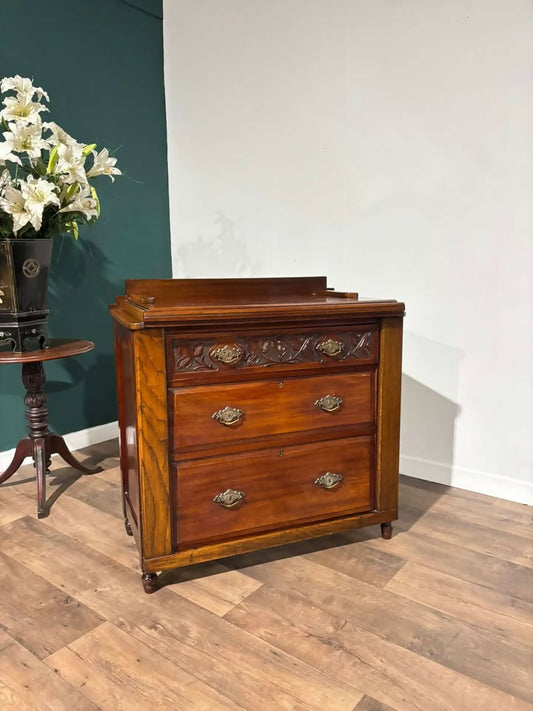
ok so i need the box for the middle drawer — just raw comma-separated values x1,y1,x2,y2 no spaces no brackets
170,371,375,453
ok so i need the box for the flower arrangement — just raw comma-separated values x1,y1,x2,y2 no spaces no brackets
0,75,120,240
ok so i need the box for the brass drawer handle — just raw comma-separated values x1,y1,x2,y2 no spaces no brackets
317,338,344,357
213,488,246,508
315,394,343,412
315,472,344,489
211,344,243,364
212,406,244,426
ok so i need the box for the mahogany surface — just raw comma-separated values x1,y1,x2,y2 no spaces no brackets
175,436,374,547
110,277,404,591
170,371,374,452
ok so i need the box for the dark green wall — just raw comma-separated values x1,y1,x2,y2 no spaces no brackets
0,0,171,451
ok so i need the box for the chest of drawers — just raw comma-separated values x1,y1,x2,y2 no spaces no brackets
110,277,404,593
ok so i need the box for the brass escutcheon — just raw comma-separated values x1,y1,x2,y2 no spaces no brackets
315,472,344,489
213,488,246,508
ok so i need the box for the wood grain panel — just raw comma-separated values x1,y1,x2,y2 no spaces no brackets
361,530,533,602
113,322,140,528
0,551,104,659
375,317,403,513
237,555,462,659
225,585,531,711
0,630,99,711
1,445,531,710
171,371,375,452
133,328,172,560
46,621,235,710
175,436,373,546
355,696,397,711
161,562,263,616
116,591,363,711
385,561,533,644
408,510,533,567
305,537,406,588
400,478,532,539
440,625,533,702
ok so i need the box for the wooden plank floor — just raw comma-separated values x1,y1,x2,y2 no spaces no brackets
0,438,531,710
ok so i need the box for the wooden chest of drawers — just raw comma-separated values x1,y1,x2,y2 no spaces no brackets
110,277,404,593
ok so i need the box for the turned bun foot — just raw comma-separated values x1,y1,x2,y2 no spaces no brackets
380,522,393,539
142,572,158,594
124,519,133,536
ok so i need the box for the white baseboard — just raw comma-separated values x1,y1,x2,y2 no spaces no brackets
0,421,119,471
400,454,532,506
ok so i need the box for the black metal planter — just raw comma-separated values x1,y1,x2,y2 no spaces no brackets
0,238,53,352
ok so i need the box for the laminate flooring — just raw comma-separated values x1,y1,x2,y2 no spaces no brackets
0,439,531,710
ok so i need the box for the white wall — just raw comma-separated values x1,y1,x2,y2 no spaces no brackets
163,0,533,504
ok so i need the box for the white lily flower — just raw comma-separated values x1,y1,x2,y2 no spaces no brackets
3,118,50,158
0,75,49,102
22,176,60,231
44,121,80,148
0,95,48,124
55,141,88,184
0,139,22,166
59,183,98,221
0,75,120,239
87,148,121,182
0,183,33,234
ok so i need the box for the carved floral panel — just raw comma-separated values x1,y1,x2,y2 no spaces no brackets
170,329,377,374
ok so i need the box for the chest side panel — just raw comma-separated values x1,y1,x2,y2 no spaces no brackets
133,328,172,560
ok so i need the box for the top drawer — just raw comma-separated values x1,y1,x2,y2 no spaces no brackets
166,326,378,383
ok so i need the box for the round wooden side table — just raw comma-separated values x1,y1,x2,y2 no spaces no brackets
0,339,102,518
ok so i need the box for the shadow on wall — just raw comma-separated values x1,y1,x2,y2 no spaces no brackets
400,373,460,485
47,236,117,322
174,212,261,277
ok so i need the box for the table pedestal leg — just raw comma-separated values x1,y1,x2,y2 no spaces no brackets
34,436,48,518
47,433,103,476
0,360,102,517
0,439,33,485
23,361,52,518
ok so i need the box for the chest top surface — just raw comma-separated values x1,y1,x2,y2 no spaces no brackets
109,277,405,330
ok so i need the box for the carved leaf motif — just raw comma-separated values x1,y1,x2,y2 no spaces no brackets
245,335,319,366
172,330,376,373
174,341,218,372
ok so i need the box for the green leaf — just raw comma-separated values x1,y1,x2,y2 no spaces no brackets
64,220,79,240
90,185,101,218
46,145,59,174
64,182,79,203
82,143,97,157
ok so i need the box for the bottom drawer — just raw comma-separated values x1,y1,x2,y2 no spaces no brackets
174,436,374,547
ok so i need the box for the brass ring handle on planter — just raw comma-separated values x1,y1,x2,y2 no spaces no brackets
315,394,343,412
212,406,244,426
213,488,246,508
315,472,344,489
